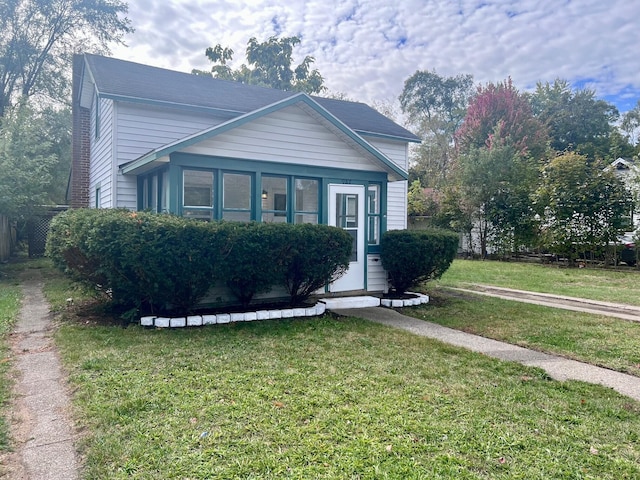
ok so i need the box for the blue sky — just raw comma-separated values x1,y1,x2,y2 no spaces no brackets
111,0,640,115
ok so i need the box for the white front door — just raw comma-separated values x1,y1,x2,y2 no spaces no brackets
328,184,365,292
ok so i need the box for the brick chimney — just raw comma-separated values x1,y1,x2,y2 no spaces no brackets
70,54,90,208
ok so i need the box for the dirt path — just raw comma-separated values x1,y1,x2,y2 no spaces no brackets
1,269,80,479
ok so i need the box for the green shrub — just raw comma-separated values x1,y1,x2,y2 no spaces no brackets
279,223,352,305
47,209,358,317
218,222,289,308
380,228,458,294
47,209,223,316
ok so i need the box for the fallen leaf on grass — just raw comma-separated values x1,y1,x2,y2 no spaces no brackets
590,446,599,455
498,457,506,464
385,445,393,452
273,401,285,409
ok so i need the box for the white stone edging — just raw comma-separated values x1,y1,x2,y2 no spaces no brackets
380,292,430,308
141,301,327,328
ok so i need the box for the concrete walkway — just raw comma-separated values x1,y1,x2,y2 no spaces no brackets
4,269,80,479
333,306,640,402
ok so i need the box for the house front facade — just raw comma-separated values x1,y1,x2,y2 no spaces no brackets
71,54,420,295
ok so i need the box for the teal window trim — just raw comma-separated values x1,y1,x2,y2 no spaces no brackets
366,182,383,254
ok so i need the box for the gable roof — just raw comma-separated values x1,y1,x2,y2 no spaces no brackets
80,54,420,143
120,93,409,181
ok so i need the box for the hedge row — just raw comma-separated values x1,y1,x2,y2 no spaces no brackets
46,209,352,318
380,228,459,294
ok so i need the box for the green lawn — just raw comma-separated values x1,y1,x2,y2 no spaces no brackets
0,264,23,451
435,259,640,305
33,260,639,479
399,260,640,377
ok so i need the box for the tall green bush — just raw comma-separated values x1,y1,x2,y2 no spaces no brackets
217,222,288,308
47,209,223,316
279,223,352,305
380,228,458,294
47,210,355,317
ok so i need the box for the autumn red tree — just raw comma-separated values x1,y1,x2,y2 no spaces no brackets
455,78,548,159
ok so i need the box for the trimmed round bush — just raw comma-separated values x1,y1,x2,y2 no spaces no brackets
380,228,458,294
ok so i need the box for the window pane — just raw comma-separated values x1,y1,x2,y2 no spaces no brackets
161,171,169,213
261,176,287,223
223,173,251,209
151,175,158,212
295,213,318,224
295,179,318,212
262,212,288,223
183,208,213,221
184,170,213,207
223,211,251,222
368,185,380,214
368,216,380,245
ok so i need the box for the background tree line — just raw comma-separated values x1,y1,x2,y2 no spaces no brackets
403,70,640,262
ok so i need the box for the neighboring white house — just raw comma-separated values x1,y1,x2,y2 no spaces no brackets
70,54,420,296
608,157,640,232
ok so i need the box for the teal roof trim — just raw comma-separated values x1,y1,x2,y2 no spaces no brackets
121,93,409,180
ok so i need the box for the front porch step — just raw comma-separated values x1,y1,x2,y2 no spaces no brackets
320,296,381,309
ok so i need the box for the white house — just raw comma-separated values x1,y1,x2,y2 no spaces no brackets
70,54,420,296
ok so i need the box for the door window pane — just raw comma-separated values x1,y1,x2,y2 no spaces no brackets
336,193,359,262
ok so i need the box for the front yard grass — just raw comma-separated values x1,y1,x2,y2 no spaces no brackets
436,259,640,305
407,290,640,377
35,264,638,479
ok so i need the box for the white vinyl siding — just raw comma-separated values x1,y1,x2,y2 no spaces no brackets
89,97,114,208
386,180,408,230
115,103,230,166
112,103,230,209
367,138,408,171
182,106,388,173
367,255,388,292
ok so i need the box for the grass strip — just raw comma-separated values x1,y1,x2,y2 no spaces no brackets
408,289,640,377
437,260,640,305
0,264,23,451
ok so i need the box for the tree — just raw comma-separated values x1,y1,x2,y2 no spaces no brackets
0,102,58,218
621,100,640,149
529,79,619,159
0,0,133,117
195,36,326,94
399,70,474,187
456,78,548,160
455,139,538,257
537,152,631,264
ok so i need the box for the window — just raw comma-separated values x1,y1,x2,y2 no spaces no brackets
222,172,252,221
294,178,319,224
183,170,214,220
261,176,288,223
161,171,169,213
95,186,101,208
368,184,381,245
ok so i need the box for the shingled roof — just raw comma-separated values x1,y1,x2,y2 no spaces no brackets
81,54,420,143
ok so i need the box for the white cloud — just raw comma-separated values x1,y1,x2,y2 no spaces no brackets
111,0,640,112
